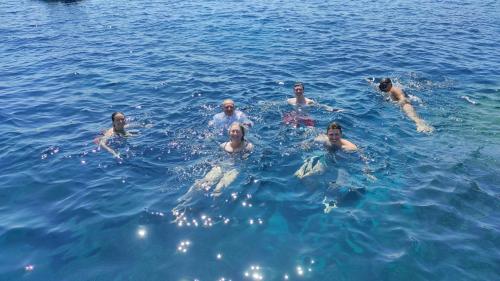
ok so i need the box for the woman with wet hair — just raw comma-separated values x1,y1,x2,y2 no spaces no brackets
97,112,133,159
173,122,254,220
220,123,253,153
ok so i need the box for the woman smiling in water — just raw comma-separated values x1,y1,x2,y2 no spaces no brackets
221,122,253,153
98,112,131,159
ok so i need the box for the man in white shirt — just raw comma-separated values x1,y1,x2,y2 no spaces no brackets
209,99,253,131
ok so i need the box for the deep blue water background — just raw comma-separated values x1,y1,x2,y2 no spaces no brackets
1,0,499,280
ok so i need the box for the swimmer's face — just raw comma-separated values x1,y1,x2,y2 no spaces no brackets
229,124,243,141
294,85,304,96
327,128,342,143
222,101,235,116
113,113,126,130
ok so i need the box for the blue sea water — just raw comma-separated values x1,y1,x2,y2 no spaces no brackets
1,0,499,280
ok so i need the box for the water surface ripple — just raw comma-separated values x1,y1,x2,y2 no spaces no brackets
1,0,499,280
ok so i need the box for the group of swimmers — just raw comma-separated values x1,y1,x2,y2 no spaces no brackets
97,79,433,215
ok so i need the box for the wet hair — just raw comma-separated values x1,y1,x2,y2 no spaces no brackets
294,82,304,90
111,112,125,122
379,78,392,91
240,124,246,141
327,122,342,133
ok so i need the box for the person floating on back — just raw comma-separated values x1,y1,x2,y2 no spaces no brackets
173,122,254,221
378,78,434,133
209,99,253,131
97,112,133,159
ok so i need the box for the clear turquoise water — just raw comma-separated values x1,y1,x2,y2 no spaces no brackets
1,0,499,280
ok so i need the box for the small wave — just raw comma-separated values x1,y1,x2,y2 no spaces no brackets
461,95,478,105
407,94,423,104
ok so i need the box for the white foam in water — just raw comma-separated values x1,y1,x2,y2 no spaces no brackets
461,95,477,105
407,94,422,103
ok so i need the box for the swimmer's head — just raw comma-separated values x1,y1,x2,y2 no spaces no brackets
326,122,342,143
294,82,304,96
228,122,245,142
222,99,235,116
379,78,392,92
111,112,126,131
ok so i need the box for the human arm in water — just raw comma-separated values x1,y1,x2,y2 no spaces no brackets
365,77,382,92
314,101,343,112
98,128,121,159
340,138,357,151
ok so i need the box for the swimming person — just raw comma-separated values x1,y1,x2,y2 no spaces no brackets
97,112,133,159
209,99,253,131
378,78,434,133
314,122,357,151
173,122,253,220
287,82,341,112
220,122,254,154
295,122,357,179
284,82,314,127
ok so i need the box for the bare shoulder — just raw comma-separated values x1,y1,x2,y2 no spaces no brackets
341,139,358,151
104,128,114,137
99,128,114,143
220,142,227,150
287,98,296,105
306,98,315,105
